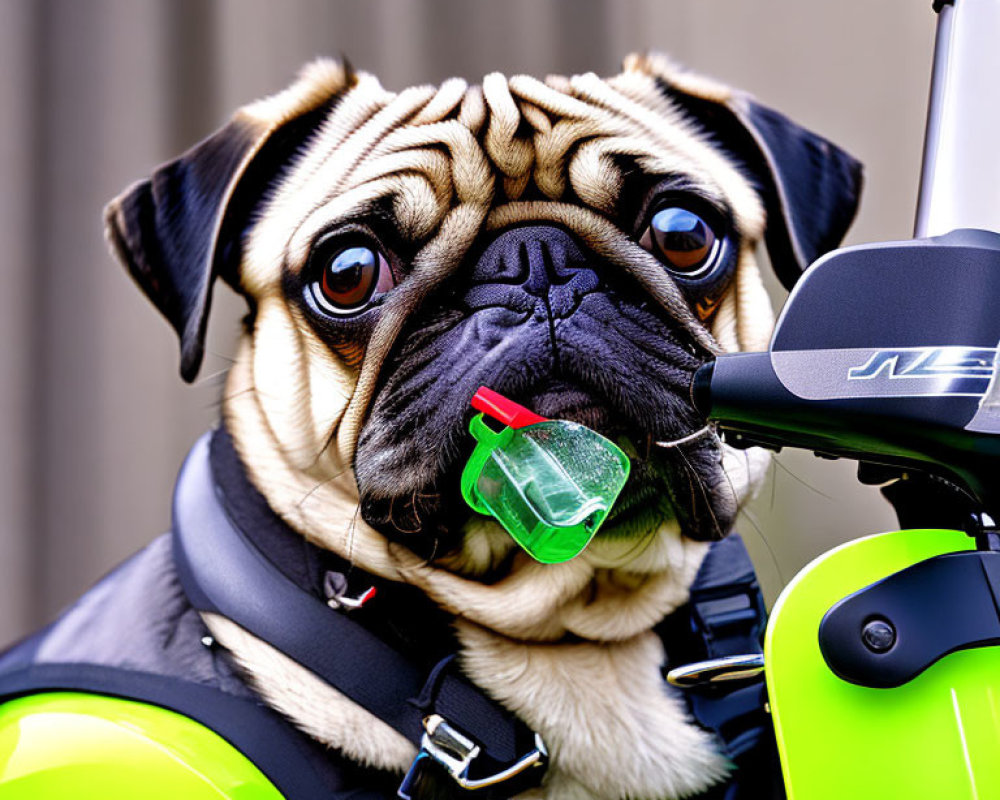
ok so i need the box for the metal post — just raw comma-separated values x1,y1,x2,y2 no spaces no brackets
914,0,1000,238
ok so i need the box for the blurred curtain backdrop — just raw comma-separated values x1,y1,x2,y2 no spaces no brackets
0,0,933,643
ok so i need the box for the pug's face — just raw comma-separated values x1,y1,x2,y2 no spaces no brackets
106,54,860,578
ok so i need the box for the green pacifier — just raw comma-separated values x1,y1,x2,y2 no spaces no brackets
460,386,631,564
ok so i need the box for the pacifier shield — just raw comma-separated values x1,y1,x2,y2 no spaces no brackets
460,388,630,564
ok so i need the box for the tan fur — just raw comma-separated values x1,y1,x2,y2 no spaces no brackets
197,54,778,799
457,622,729,800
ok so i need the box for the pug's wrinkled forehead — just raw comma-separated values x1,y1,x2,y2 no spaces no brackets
243,56,767,299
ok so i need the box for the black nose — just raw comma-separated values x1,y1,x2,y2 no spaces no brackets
465,225,601,319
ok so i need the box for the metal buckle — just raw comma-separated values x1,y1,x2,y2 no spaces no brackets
666,653,765,688
397,714,547,799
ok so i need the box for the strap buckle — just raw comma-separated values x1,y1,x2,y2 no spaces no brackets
397,714,547,799
666,653,766,688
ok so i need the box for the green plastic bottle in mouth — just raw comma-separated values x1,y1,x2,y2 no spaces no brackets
460,387,631,564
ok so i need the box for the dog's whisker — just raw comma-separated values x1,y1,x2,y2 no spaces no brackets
307,438,348,473
771,453,836,501
318,420,344,471
768,457,778,511
385,495,423,536
294,468,350,512
219,387,254,402
425,536,441,564
654,425,714,449
220,385,268,403
346,502,363,567
713,439,786,587
191,366,233,387
593,520,662,569
408,490,424,529
210,384,261,413
737,505,785,589
711,433,743,510
205,350,238,365
673,444,726,539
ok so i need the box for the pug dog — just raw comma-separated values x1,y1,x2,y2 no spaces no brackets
105,53,860,799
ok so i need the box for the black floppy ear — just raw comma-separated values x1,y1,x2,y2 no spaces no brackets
627,53,863,290
104,59,354,382
105,122,264,383
717,96,863,290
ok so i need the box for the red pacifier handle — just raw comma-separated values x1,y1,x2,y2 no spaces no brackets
471,386,547,429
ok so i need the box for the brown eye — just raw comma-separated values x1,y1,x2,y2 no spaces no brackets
641,207,718,276
313,244,394,315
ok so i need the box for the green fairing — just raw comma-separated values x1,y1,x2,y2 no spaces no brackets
0,692,283,798
766,527,1000,799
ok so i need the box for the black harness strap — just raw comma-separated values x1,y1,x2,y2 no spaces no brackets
173,431,544,794
658,534,783,799
687,535,771,762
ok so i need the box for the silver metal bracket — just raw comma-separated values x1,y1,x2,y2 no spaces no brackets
666,653,765,688
397,714,547,799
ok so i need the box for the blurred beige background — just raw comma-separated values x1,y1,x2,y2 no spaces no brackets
0,0,933,642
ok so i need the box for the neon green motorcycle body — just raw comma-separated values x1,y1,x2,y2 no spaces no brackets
0,691,283,798
766,527,1000,799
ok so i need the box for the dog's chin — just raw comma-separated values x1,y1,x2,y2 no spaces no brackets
357,378,736,567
